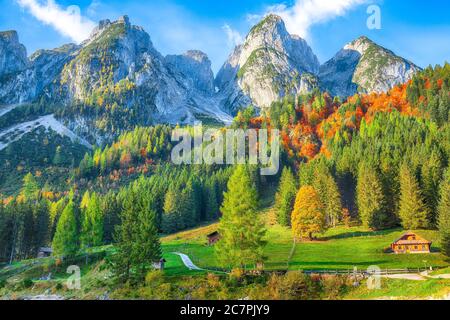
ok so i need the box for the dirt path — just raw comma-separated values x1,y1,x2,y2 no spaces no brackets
381,274,427,281
172,252,203,271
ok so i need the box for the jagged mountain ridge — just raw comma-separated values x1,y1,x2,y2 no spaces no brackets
216,14,320,113
319,36,421,97
0,14,421,146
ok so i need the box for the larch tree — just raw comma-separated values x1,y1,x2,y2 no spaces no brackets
162,187,181,233
275,167,297,226
356,164,388,230
438,170,450,256
20,173,39,202
398,163,430,229
81,192,104,249
313,164,342,227
291,186,325,241
52,199,79,257
215,165,266,269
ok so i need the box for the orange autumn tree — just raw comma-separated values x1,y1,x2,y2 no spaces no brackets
291,186,326,241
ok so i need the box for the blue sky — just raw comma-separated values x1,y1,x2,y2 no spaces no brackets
1,0,449,73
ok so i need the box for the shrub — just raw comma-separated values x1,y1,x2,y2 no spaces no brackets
278,272,320,300
320,275,348,299
145,270,163,286
0,279,7,289
21,278,34,289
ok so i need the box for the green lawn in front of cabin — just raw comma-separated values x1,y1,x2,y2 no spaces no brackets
161,223,449,275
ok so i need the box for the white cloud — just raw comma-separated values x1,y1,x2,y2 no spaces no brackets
16,0,96,43
267,0,368,39
222,24,243,47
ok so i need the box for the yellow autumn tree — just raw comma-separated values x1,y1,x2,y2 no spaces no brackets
291,186,325,241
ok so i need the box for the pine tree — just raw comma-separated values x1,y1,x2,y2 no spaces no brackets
53,146,64,165
204,179,219,221
81,192,103,249
438,170,450,256
52,200,79,257
32,199,50,255
215,166,266,269
20,173,39,202
356,164,388,230
113,188,161,283
291,186,325,241
313,164,342,227
162,187,181,233
421,151,444,227
274,167,297,226
398,163,430,229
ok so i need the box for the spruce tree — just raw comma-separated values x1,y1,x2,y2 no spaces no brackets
291,185,325,241
356,163,388,230
162,187,181,233
20,173,39,202
81,192,103,249
215,166,266,269
398,163,430,229
113,188,161,283
52,200,79,257
275,167,297,226
313,164,342,227
421,151,444,227
438,170,450,256
204,180,219,221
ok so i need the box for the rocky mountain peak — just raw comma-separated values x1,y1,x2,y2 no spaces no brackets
344,36,374,54
165,50,215,95
319,35,421,97
215,14,320,112
0,30,28,76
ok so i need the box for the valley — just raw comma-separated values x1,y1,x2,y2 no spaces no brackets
0,11,449,302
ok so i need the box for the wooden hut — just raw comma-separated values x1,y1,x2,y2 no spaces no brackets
37,247,53,258
207,231,221,246
152,258,167,270
391,232,432,254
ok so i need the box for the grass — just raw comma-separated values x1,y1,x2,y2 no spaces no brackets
345,278,450,300
161,221,449,274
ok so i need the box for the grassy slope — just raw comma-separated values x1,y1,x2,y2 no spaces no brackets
345,278,450,300
162,221,449,273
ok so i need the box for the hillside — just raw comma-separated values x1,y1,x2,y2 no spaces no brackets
1,220,449,300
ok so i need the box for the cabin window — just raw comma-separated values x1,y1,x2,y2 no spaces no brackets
414,246,418,250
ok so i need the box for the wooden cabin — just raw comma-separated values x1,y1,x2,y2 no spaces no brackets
37,247,53,258
152,258,167,270
207,231,221,246
391,232,432,254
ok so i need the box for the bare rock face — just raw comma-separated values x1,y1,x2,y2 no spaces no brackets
0,31,28,77
0,31,77,104
215,14,320,113
165,50,215,95
319,36,421,97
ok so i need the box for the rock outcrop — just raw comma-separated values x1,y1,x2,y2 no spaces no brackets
319,36,421,97
216,14,320,113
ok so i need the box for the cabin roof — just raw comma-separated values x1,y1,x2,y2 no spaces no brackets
207,231,219,238
392,232,432,245
39,247,53,253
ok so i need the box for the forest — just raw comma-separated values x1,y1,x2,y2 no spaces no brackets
0,64,449,285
